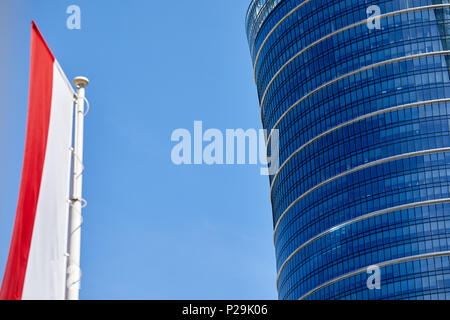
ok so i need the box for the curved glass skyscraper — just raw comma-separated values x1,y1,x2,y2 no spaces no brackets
246,0,450,300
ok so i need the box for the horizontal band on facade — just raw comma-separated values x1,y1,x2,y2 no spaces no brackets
276,198,450,290
297,250,450,300
264,50,450,148
269,98,450,197
273,147,450,244
257,4,450,107
247,0,285,53
252,0,311,70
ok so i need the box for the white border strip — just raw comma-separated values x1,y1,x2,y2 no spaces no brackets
54,60,75,95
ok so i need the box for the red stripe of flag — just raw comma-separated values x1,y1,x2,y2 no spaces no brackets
0,22,55,300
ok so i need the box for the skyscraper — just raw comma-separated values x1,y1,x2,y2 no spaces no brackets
246,0,450,300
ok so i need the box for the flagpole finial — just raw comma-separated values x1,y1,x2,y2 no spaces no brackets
73,76,89,88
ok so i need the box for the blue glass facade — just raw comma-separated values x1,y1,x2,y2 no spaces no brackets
246,0,450,300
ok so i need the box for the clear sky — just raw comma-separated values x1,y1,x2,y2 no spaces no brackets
0,0,278,299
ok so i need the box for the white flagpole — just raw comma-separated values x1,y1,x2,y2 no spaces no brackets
67,76,89,300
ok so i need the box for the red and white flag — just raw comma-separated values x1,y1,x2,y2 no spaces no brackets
0,22,74,300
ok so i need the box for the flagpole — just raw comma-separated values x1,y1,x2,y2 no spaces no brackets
67,76,89,300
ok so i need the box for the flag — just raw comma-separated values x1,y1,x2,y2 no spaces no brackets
0,22,74,300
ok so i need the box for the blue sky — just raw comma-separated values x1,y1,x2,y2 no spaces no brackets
0,1,278,299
